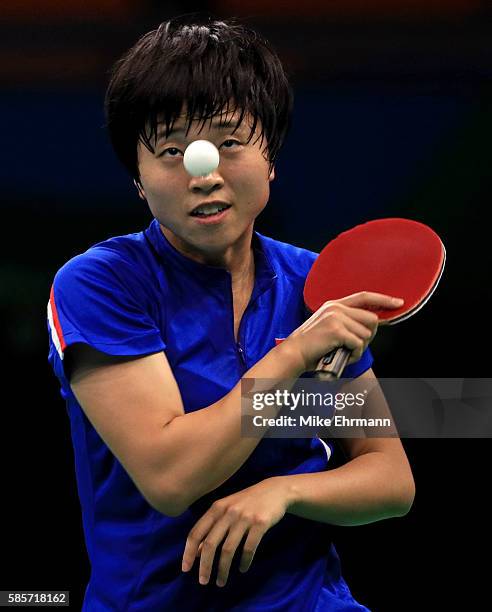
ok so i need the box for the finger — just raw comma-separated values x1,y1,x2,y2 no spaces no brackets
198,521,230,585
345,336,365,363
301,310,374,360
332,311,376,343
238,524,267,573
215,524,249,587
327,327,365,363
329,303,379,330
337,292,404,311
319,313,367,355
315,302,379,333
182,513,217,572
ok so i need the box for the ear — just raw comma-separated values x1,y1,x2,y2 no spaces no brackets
133,179,146,200
268,166,275,182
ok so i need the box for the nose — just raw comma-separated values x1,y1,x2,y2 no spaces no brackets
188,170,224,195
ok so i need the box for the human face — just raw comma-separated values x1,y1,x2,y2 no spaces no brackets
136,110,275,263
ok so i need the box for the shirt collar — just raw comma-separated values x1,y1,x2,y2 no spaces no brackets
144,218,277,300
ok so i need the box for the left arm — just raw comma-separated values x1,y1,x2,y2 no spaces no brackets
283,368,415,526
181,368,415,586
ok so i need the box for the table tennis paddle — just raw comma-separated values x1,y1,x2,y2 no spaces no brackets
303,218,446,380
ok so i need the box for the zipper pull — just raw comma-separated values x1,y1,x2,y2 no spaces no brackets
236,342,247,367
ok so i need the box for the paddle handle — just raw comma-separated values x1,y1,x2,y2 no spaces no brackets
313,347,351,380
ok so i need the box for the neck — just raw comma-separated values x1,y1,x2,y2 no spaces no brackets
160,224,255,287
230,245,255,293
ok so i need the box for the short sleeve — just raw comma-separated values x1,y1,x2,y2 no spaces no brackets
343,346,373,378
47,249,166,384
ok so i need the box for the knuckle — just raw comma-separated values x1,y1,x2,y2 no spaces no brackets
326,318,342,332
202,540,215,551
212,500,225,512
324,301,342,314
188,535,201,548
348,337,362,350
187,531,200,544
226,505,241,519
221,545,235,555
252,514,268,526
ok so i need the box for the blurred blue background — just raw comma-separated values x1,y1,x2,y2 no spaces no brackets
1,2,490,610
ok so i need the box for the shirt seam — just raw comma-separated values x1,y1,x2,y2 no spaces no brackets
61,330,164,347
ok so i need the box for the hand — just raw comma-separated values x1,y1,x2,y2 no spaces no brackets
283,291,404,372
181,477,291,588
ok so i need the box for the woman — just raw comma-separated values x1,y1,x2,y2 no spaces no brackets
47,16,414,611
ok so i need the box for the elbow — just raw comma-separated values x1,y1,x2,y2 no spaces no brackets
393,475,416,517
144,483,189,518
156,499,189,518
157,489,190,517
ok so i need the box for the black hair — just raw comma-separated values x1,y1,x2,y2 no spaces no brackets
104,15,293,184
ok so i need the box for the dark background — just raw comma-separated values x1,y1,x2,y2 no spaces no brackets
1,1,490,610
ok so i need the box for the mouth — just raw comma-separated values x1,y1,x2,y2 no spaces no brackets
189,206,232,225
190,201,232,218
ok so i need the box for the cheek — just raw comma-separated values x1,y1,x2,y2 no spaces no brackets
141,177,179,221
143,167,182,201
249,177,270,211
232,164,271,209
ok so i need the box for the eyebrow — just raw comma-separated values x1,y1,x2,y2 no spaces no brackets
157,121,244,141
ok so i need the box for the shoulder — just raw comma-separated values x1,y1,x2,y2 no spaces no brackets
53,229,157,293
47,229,166,365
255,232,318,283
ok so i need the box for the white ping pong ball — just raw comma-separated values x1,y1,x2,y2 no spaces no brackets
183,140,220,177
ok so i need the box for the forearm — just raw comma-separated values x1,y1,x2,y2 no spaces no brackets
163,342,304,510
281,450,415,526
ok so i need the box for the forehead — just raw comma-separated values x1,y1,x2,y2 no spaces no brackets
155,107,256,140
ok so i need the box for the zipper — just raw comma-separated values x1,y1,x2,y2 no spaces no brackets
236,341,247,368
228,272,255,373
235,295,251,370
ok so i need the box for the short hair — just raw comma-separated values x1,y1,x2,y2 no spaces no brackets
104,15,293,184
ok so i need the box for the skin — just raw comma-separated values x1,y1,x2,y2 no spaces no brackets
180,365,415,589
136,109,274,297
134,107,413,589
136,109,274,339
181,477,289,585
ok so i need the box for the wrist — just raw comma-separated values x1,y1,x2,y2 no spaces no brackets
274,475,300,511
272,340,306,377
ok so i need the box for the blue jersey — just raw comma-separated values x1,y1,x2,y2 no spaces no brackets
47,219,372,611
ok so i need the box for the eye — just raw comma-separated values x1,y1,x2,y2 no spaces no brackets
221,139,241,149
161,147,183,158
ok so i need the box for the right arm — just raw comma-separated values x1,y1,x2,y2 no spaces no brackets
67,291,400,517
67,340,303,517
